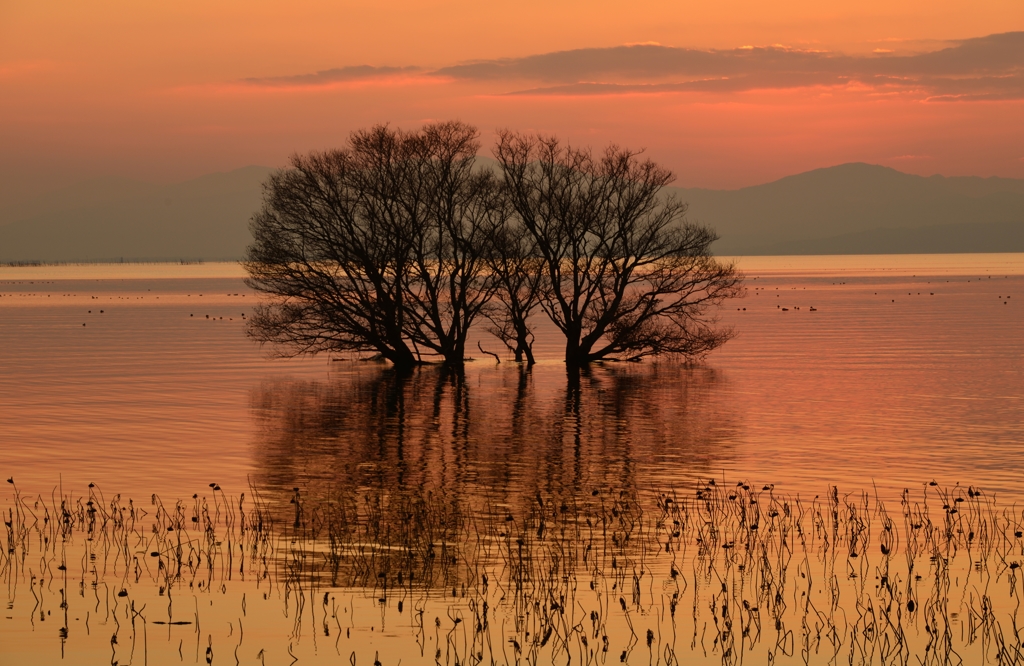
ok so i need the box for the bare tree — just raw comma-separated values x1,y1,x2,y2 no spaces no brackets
482,209,544,364
243,131,418,368
244,122,742,370
401,122,500,364
243,122,497,369
494,131,743,367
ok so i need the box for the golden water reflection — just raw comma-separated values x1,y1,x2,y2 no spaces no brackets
5,462,1022,666
251,363,739,503
3,257,1024,664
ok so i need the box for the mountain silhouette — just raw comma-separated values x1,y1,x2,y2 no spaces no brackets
677,163,1024,255
1,162,1022,261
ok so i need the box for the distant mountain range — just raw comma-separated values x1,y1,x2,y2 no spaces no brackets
1,162,1022,262
0,166,274,262
677,163,1024,255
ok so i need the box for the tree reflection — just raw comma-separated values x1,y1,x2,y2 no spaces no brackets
250,362,739,504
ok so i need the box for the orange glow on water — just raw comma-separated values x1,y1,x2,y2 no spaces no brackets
1,255,1022,500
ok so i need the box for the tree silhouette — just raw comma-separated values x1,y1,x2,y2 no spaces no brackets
495,131,743,366
244,122,497,369
244,122,743,369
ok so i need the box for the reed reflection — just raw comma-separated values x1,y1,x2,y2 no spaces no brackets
6,365,1019,664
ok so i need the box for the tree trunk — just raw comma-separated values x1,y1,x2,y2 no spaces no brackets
564,324,590,367
437,334,466,366
521,342,535,365
514,325,534,365
383,340,417,371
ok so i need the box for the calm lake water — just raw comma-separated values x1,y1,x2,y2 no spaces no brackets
2,254,1023,665
2,254,1022,500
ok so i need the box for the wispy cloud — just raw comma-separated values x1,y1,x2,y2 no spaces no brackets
0,59,64,80
434,44,844,84
242,65,422,88
238,33,1024,100
454,32,1024,100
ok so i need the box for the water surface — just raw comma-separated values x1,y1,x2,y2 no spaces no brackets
3,254,1024,665
1,254,1021,500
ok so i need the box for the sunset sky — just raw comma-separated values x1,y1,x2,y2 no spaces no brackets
2,0,1023,209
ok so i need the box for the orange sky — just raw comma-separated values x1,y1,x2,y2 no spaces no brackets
1,0,1023,206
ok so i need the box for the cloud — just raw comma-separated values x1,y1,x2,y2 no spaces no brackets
0,59,63,80
242,65,422,87
440,32,1024,100
434,44,825,83
238,33,1024,100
